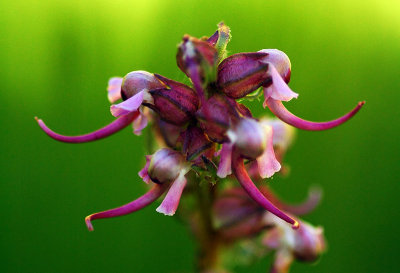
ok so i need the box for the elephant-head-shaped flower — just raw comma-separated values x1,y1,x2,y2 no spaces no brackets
36,22,364,235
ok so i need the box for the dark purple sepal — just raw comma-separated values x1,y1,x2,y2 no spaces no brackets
154,119,182,148
195,94,241,143
149,74,199,126
177,35,218,74
218,52,270,99
182,126,213,161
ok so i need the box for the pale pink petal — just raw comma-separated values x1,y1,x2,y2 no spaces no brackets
257,125,281,178
263,65,298,107
133,110,148,136
107,77,123,103
110,90,144,117
216,143,233,178
262,227,282,249
270,249,294,273
138,155,152,184
156,173,187,216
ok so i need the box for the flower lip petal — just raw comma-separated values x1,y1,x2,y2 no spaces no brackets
156,172,188,216
107,77,123,103
138,155,152,184
110,90,144,117
216,142,233,178
256,124,281,178
263,64,299,104
132,110,148,136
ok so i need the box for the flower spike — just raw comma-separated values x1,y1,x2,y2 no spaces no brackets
260,186,322,216
85,183,168,231
35,111,139,143
266,98,365,131
231,148,299,229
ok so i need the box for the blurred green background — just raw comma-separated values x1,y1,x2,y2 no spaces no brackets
1,0,399,272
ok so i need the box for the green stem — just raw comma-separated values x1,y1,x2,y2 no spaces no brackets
194,180,223,272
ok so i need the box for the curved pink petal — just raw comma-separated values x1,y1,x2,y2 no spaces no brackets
133,110,148,136
266,98,365,131
110,90,144,117
231,149,299,229
35,111,138,143
156,173,187,216
138,155,152,184
263,64,298,107
85,183,168,231
260,186,322,216
107,77,123,103
257,125,281,178
216,143,233,178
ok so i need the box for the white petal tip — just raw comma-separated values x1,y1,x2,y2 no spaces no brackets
156,207,175,216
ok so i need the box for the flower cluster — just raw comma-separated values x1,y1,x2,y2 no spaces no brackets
36,23,363,272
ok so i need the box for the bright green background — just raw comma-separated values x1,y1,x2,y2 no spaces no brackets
1,0,399,272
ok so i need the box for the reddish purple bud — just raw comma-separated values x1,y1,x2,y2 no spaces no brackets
153,119,182,148
195,94,240,143
218,52,270,99
120,71,164,101
148,74,199,126
147,148,188,184
177,35,218,76
181,126,213,161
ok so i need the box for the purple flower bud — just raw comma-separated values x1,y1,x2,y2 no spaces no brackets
181,126,213,161
196,94,242,143
148,74,199,126
217,52,270,99
147,148,187,184
227,118,267,159
153,119,182,148
176,35,218,78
